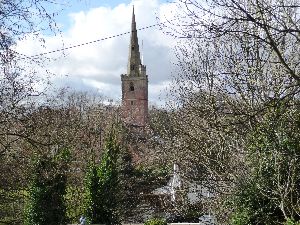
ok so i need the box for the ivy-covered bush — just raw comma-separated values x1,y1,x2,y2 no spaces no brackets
144,218,167,225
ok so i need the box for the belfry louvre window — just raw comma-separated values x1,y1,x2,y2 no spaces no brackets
129,82,134,91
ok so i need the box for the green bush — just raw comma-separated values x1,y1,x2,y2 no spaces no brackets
230,209,251,225
144,218,167,225
284,218,300,225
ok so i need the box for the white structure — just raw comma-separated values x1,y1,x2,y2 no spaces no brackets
169,163,181,201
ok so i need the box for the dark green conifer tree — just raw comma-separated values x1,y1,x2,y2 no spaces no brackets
84,128,121,225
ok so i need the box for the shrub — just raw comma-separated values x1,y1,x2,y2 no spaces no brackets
144,218,167,225
284,218,300,225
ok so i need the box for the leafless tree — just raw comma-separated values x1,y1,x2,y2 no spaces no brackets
155,0,300,223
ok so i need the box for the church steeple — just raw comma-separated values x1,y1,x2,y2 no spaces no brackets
121,7,148,127
127,6,143,76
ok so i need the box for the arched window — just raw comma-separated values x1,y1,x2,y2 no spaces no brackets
129,82,134,91
131,64,135,71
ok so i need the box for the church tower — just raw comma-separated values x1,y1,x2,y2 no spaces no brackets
121,7,148,127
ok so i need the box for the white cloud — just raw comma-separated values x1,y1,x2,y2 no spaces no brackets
15,0,178,104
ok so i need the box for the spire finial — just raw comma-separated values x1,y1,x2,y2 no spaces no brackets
131,5,136,32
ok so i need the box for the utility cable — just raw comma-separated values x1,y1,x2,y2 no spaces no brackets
15,20,172,60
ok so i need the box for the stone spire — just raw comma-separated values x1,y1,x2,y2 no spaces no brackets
127,6,142,76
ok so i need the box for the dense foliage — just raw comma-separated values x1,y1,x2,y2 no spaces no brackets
230,105,300,224
24,149,70,225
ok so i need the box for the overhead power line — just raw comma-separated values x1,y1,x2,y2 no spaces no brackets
16,20,172,60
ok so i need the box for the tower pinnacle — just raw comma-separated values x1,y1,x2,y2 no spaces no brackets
127,6,142,76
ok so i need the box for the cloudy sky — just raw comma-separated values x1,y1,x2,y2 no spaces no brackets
16,0,178,106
